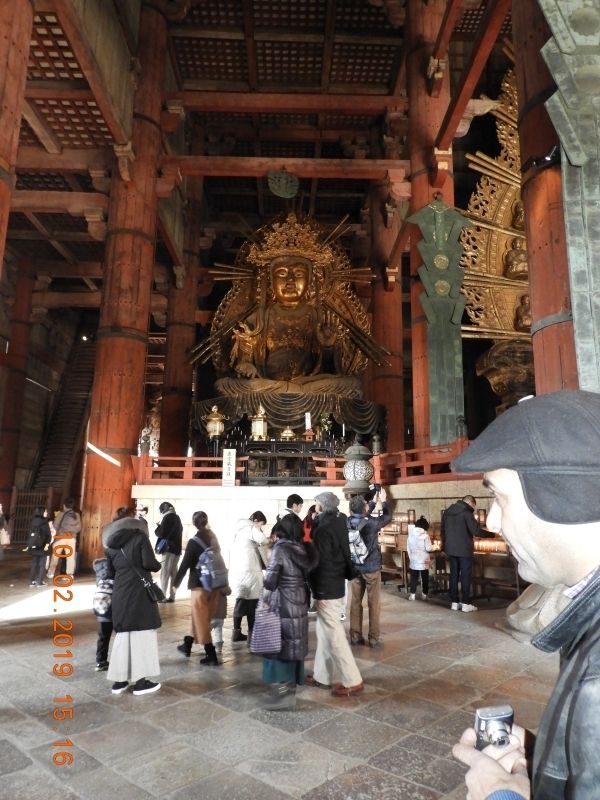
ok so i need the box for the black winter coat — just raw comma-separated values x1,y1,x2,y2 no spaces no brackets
309,510,353,599
29,514,52,552
263,539,318,661
104,517,161,633
441,499,489,557
174,529,221,590
154,510,183,556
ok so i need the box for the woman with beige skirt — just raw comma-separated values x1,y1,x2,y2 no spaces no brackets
173,511,230,665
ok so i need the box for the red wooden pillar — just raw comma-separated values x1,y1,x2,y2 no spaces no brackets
0,264,34,507
81,5,167,565
512,0,578,392
369,181,405,452
406,0,454,448
0,2,33,280
159,135,203,457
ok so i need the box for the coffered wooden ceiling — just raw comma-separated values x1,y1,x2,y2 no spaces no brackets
9,0,512,316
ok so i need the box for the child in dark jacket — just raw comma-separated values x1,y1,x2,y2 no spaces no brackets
92,557,114,671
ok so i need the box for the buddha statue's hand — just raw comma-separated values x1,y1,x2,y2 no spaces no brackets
316,311,338,347
235,361,259,378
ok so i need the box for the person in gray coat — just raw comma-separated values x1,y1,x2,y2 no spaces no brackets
104,507,162,696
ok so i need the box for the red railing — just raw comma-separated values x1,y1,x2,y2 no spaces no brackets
132,438,472,487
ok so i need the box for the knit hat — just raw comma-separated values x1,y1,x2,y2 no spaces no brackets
314,492,340,512
452,390,600,524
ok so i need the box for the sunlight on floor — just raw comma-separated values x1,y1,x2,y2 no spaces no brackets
0,582,95,623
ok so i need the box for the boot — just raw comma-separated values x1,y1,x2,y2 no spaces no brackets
177,635,193,657
263,682,296,711
199,643,219,666
232,628,247,642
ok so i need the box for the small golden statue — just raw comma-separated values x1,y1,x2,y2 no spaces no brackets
503,237,528,280
514,293,532,332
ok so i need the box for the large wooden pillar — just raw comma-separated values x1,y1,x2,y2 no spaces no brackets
82,4,167,564
0,1,33,279
158,134,203,457
369,182,405,452
512,0,578,392
406,0,454,448
0,264,34,507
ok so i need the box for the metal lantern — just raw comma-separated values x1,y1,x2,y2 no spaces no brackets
251,404,268,440
342,440,374,495
205,405,226,439
280,424,295,441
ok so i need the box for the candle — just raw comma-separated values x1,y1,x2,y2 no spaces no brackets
305,412,311,430
342,423,345,437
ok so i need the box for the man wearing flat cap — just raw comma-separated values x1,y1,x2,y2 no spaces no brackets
450,390,600,800
305,491,364,697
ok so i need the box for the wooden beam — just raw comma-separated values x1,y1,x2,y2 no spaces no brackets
321,0,337,92
161,155,411,183
169,91,407,116
32,290,168,314
51,0,130,144
11,191,109,215
24,84,96,102
387,219,411,270
35,261,103,279
241,0,258,90
24,213,77,264
432,0,464,63
17,147,111,173
435,0,511,150
20,101,62,154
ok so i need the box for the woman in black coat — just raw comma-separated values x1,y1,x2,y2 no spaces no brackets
27,507,52,587
261,514,318,710
103,507,162,697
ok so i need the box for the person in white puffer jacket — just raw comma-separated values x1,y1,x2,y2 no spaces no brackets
407,516,438,600
228,511,268,642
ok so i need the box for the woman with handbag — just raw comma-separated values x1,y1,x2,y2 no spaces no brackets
173,510,229,666
103,506,162,696
259,513,318,710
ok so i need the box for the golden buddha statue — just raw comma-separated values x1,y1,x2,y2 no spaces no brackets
514,293,532,332
193,213,389,400
503,237,529,280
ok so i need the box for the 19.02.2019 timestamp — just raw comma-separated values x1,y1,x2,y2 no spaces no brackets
51,557,75,767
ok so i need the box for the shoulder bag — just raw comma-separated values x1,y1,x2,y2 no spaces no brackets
120,547,165,604
250,591,282,656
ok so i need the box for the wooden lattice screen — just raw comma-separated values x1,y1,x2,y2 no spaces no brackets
9,490,55,545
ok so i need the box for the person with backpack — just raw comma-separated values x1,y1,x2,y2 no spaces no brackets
27,507,52,587
173,511,230,666
92,557,114,670
46,497,82,578
348,487,392,649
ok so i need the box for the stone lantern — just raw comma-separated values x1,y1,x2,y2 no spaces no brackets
342,439,374,496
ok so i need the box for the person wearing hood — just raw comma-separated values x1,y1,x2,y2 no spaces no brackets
306,491,364,697
228,510,268,642
261,513,318,710
27,507,52,587
103,506,162,696
154,501,183,603
441,495,494,612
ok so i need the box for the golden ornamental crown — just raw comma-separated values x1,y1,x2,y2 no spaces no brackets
247,213,333,270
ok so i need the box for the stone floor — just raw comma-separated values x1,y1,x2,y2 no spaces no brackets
0,549,558,800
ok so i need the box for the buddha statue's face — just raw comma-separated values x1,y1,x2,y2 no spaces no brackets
271,259,310,307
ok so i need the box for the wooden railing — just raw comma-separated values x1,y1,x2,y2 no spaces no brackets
132,438,472,487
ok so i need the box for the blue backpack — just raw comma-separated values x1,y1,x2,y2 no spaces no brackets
193,535,229,591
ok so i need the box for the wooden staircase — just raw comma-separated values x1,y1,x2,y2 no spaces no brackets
31,336,96,495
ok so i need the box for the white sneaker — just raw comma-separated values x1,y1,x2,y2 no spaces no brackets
408,593,416,601
451,602,460,611
340,612,346,621
421,594,428,601
461,603,478,613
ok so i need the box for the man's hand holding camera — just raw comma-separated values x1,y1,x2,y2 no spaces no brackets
453,721,529,800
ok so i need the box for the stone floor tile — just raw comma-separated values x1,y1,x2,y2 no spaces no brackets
238,740,361,798
75,718,166,763
0,738,32,775
403,677,485,708
369,742,466,794
301,764,442,800
421,709,477,747
0,765,83,800
68,767,154,799
304,712,403,758
29,741,103,778
145,696,232,734
250,697,340,733
357,691,450,731
187,713,293,765
167,767,291,800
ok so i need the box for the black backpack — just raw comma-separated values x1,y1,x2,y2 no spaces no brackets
193,535,229,591
27,528,45,551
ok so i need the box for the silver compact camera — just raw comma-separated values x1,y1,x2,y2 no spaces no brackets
474,704,514,750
